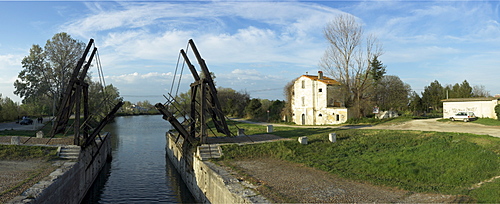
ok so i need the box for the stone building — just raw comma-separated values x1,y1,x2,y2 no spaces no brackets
291,71,350,125
442,97,500,119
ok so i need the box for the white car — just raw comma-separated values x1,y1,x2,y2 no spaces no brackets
449,112,477,122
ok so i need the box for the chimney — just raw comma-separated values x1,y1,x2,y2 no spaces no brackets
318,71,323,79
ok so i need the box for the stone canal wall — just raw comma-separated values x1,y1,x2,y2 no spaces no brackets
165,133,269,203
9,134,112,204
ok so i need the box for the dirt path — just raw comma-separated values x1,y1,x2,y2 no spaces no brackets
0,160,58,203
227,158,463,203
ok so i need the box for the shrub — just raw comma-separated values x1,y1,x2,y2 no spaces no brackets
495,104,500,120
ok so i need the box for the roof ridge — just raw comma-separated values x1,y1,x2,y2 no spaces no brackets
301,75,341,85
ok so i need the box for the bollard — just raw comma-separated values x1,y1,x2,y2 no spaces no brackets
36,131,44,138
267,125,273,133
329,133,336,143
11,136,20,145
298,136,308,145
238,128,245,136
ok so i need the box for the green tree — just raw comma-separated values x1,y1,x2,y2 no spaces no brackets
14,32,85,113
170,91,191,117
374,75,411,111
217,87,249,117
267,100,285,122
0,94,20,122
408,91,425,115
245,98,262,119
88,82,122,121
445,80,473,98
370,56,386,82
421,80,445,112
456,80,473,98
495,104,500,120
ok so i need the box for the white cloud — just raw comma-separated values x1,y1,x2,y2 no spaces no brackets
60,1,342,65
105,72,173,84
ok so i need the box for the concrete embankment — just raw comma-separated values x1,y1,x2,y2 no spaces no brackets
8,134,112,204
165,132,270,203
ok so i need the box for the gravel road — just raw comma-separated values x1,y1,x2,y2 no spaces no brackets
362,118,500,138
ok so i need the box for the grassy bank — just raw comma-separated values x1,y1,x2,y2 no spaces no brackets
221,125,500,202
438,117,500,126
0,145,58,161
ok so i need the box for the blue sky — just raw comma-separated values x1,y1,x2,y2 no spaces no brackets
1,1,500,104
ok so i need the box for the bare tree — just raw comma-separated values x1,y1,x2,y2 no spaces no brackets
281,78,296,122
319,14,383,117
472,85,491,97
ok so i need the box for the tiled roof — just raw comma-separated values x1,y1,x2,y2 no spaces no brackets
301,75,341,85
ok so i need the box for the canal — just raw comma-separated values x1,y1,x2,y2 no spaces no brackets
81,115,195,203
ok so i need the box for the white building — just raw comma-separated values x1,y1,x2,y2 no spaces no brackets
291,71,350,125
442,97,500,119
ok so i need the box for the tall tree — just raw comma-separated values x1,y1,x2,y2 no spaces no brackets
370,56,386,82
319,14,383,118
408,91,425,115
374,75,411,111
444,80,474,98
245,99,262,119
267,100,285,122
88,82,122,122
457,80,473,98
14,32,85,112
217,87,250,117
421,80,445,112
0,94,20,122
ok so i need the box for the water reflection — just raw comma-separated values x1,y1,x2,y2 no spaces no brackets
82,115,195,203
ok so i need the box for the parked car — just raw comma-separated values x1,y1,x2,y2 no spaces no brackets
20,118,33,125
449,112,477,122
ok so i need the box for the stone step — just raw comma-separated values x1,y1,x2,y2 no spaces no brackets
197,145,222,160
58,146,80,160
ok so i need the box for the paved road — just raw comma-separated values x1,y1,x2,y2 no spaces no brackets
362,118,500,138
0,117,53,131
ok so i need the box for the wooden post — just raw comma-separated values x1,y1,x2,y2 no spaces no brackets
74,85,81,145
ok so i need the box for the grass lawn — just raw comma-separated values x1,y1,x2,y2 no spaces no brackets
220,122,500,202
438,117,500,126
471,118,500,126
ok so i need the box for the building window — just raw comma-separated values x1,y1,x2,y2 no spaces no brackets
301,80,305,89
319,88,322,92
336,114,340,121
301,97,305,106
318,113,322,117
